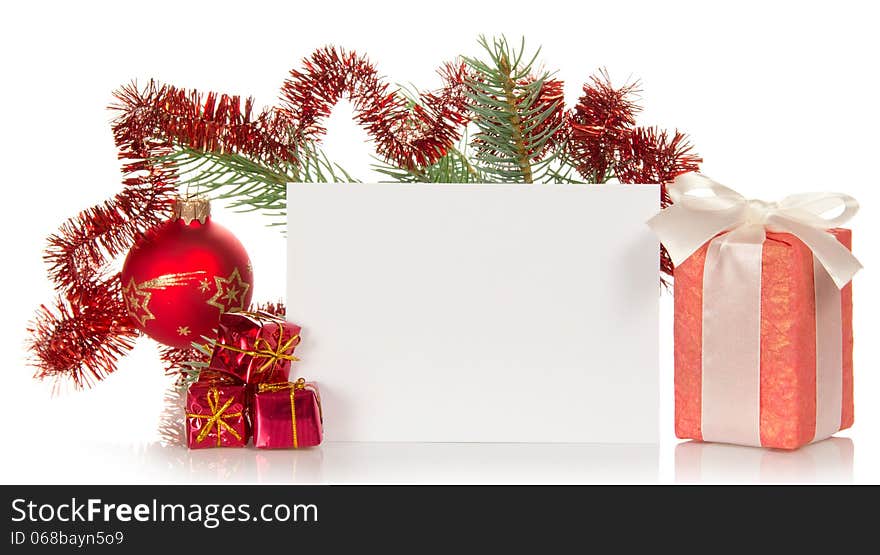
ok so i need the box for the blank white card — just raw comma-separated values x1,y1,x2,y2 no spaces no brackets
287,183,659,443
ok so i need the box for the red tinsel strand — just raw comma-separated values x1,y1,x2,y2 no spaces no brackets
32,157,176,386
615,126,702,277
567,71,641,181
534,78,568,155
44,153,177,297
281,47,470,169
659,246,675,285
28,273,140,390
110,80,297,166
29,85,185,386
252,300,287,318
614,126,702,197
396,62,473,165
158,345,207,377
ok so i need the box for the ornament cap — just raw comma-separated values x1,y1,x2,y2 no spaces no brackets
172,196,211,225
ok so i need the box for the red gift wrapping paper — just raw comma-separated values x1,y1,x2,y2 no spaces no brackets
208,311,302,385
674,228,853,450
252,379,323,449
186,381,249,449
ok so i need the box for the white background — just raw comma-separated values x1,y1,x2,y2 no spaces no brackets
1,0,877,483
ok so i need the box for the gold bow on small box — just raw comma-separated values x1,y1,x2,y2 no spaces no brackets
216,324,301,378
186,387,244,447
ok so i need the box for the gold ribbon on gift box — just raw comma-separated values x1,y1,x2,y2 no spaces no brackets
258,378,307,448
216,324,301,378
257,378,306,449
186,387,243,446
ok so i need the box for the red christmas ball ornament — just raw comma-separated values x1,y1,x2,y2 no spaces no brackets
121,197,254,349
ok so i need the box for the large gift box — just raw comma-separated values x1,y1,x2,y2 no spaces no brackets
649,173,861,449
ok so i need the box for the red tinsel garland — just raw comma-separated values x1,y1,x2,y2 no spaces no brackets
615,126,703,202
565,72,702,275
111,80,297,166
29,47,472,387
29,274,139,390
281,47,470,169
30,47,700,387
29,129,179,388
568,71,641,182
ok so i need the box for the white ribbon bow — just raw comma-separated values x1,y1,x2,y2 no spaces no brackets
647,173,862,289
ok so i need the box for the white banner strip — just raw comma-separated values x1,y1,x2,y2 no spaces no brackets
813,255,843,442
701,237,763,447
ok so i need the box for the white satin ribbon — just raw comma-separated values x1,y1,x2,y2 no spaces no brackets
648,173,860,447
813,255,843,443
700,236,762,446
647,173,861,288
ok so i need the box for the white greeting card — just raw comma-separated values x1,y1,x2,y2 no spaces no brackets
287,183,659,443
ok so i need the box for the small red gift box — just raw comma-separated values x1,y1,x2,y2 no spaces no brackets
208,311,302,385
186,381,249,449
252,379,323,449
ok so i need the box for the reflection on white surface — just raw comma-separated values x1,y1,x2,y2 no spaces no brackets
675,437,853,483
153,442,659,484
14,442,658,484
7,437,861,484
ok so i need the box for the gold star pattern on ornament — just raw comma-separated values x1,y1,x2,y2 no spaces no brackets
123,278,155,327
223,286,241,305
206,268,250,313
177,326,191,336
198,278,211,294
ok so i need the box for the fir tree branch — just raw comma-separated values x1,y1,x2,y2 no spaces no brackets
462,35,566,184
155,140,357,227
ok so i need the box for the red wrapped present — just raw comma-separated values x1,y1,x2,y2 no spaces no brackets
186,381,249,449
649,173,861,450
252,378,323,449
208,311,302,385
